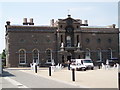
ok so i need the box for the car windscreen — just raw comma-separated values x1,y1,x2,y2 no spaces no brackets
83,60,93,63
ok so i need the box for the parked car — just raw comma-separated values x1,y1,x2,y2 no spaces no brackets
70,59,94,71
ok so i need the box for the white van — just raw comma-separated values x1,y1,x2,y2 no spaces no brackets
70,59,94,71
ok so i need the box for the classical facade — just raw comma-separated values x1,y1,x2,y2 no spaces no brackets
5,15,119,67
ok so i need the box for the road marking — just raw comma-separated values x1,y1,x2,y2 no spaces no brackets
3,77,28,88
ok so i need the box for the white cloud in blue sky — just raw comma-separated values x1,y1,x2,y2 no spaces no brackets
0,2,119,53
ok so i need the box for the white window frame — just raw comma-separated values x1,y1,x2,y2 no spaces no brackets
108,48,112,59
46,49,52,64
19,49,26,64
32,49,39,64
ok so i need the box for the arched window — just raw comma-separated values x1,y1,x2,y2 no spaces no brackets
46,49,52,63
107,48,112,59
97,49,102,61
19,49,26,64
32,49,39,64
66,36,71,47
85,48,91,59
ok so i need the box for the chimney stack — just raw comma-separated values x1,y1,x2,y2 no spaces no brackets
29,18,34,25
6,21,10,25
50,19,54,27
84,20,88,24
23,18,28,25
23,18,34,25
113,24,116,28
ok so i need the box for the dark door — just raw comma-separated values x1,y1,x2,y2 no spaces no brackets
67,56,72,62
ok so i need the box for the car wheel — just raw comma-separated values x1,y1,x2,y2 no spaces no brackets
81,68,86,71
91,67,94,70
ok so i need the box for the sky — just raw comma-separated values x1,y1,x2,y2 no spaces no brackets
118,1,120,27
0,1,119,53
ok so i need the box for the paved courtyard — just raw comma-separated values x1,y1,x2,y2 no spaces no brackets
18,67,118,88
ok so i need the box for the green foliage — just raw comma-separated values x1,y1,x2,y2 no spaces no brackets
1,49,6,59
0,54,1,58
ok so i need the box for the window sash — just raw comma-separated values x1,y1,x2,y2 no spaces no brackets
19,50,26,64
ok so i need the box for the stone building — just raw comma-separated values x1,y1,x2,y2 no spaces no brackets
5,15,119,67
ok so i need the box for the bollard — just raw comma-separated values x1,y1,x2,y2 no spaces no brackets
35,65,37,73
49,66,51,76
98,65,101,69
72,69,75,81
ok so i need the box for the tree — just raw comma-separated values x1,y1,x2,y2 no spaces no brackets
1,49,6,67
1,49,6,59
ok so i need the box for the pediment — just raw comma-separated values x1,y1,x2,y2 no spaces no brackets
58,15,80,24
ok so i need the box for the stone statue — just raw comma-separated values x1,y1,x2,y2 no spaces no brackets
61,42,64,48
77,42,80,48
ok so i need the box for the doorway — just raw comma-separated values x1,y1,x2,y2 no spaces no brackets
67,56,72,62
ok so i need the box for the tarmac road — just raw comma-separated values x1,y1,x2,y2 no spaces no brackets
2,69,79,88
1,68,119,90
